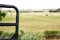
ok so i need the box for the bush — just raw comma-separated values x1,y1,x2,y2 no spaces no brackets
0,31,14,39
44,30,60,38
19,30,44,40
0,9,6,21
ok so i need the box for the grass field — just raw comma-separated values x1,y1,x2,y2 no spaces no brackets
0,12,60,40
20,13,60,32
20,12,60,40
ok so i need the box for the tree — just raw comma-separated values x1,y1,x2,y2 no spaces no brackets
0,9,6,21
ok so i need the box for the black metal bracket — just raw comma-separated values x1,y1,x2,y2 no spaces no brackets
0,4,19,40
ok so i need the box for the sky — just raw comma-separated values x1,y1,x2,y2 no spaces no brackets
0,0,60,10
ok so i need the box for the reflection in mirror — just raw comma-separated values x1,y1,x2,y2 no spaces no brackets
0,8,16,39
0,8,16,23
0,26,15,39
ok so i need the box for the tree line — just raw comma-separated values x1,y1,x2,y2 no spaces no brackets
20,8,60,13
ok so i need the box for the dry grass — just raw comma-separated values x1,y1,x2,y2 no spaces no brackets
20,12,60,33
0,12,60,33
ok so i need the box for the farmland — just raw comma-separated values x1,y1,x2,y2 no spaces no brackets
20,12,60,32
0,12,60,40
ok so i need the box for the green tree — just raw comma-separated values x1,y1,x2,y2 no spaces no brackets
0,9,6,21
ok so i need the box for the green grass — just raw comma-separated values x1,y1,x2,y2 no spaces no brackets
1,15,16,23
20,16,60,22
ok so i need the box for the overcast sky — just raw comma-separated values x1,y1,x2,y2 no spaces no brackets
0,0,60,10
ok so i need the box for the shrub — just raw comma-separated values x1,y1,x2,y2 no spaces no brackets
44,30,60,38
0,9,6,21
19,30,44,40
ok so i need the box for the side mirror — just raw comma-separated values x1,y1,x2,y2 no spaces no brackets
0,4,19,40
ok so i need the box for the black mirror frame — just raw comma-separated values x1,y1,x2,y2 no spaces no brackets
0,4,19,40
